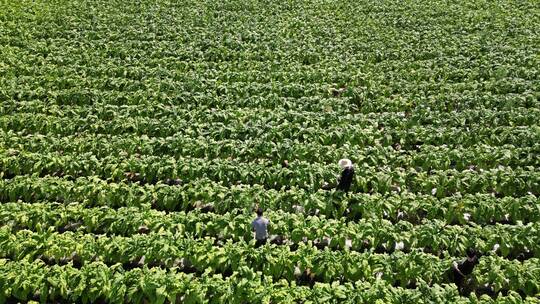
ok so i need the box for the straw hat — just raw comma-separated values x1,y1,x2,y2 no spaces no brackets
338,158,353,169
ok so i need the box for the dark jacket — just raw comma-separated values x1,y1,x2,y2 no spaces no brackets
337,166,355,192
451,256,478,287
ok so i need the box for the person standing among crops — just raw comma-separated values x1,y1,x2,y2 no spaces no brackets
336,158,355,193
450,248,479,293
252,207,270,247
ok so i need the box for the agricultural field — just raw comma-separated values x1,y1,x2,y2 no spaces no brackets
0,0,539,302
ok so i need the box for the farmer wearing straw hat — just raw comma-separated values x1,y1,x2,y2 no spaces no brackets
336,158,354,192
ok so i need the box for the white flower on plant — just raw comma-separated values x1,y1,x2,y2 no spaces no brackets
292,205,304,213
463,213,471,221
395,241,405,251
431,188,437,196
493,243,500,252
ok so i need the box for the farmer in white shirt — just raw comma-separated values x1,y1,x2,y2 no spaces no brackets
252,207,270,247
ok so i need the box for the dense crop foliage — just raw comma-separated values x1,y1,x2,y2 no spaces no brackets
1,0,539,302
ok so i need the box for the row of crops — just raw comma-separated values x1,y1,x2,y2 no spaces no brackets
1,0,539,302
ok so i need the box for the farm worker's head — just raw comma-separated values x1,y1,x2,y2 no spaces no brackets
338,158,352,169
